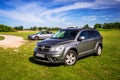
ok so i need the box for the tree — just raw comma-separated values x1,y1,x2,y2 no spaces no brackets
14,26,24,30
101,22,120,29
38,27,42,30
94,24,101,28
114,22,120,29
30,26,37,30
19,26,23,30
0,24,16,32
83,24,90,29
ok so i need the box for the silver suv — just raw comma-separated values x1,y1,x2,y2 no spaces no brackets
33,28,103,65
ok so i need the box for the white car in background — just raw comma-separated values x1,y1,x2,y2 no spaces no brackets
28,31,54,40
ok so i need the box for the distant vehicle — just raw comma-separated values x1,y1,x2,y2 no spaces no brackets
28,31,54,40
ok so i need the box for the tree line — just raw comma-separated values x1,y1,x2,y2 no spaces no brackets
26,26,60,31
0,22,119,32
13,26,60,31
94,22,120,29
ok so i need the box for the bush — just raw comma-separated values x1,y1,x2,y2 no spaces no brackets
0,24,16,32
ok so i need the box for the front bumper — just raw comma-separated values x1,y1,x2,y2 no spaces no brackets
33,48,64,63
28,36,35,40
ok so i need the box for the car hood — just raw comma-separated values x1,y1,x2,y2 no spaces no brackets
37,38,74,46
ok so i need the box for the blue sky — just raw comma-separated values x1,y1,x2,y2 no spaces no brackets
0,0,120,28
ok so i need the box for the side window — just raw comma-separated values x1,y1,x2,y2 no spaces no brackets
87,30,95,38
79,31,88,39
87,30,101,38
94,31,101,37
43,31,48,34
49,32,52,34
46,31,49,34
41,32,44,34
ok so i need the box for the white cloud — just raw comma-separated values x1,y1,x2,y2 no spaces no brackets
41,2,93,15
0,9,44,22
82,16,97,21
0,2,46,22
0,0,119,26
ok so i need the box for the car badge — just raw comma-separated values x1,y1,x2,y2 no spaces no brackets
41,46,45,50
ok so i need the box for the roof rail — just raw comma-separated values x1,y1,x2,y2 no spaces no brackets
82,27,96,29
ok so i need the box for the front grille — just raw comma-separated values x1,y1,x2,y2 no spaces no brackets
38,45,51,51
34,55,57,63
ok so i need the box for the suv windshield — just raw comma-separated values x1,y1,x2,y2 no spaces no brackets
52,30,79,40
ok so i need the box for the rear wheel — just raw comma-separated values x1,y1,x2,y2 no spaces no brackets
95,45,102,56
64,50,77,66
34,36,39,40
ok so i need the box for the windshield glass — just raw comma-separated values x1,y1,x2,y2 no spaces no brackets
52,30,79,40
36,32,42,34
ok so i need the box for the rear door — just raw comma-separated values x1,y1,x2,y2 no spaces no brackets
44,31,53,38
87,30,97,50
77,31,91,56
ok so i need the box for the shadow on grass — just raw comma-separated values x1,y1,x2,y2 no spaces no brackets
78,54,95,60
29,54,95,67
29,57,62,67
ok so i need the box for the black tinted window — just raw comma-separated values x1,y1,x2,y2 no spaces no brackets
46,31,50,34
87,30,101,38
49,32,52,34
94,31,101,37
87,31,95,38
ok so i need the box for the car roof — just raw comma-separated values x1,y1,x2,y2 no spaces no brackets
61,28,96,31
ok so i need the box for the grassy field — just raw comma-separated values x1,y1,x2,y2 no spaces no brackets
0,29,120,80
0,36,4,40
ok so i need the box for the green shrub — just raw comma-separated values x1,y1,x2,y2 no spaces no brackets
0,36,4,40
0,24,16,32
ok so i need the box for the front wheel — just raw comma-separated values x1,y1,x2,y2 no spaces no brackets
64,50,77,66
34,36,39,40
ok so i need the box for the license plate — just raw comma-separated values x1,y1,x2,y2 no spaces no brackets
36,53,45,58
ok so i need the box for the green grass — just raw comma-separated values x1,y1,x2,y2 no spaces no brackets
0,36,5,40
0,30,120,80
0,31,37,40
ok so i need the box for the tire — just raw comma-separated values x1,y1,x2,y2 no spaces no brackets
95,45,102,56
34,36,39,40
64,50,77,66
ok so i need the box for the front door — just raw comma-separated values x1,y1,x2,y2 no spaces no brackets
77,31,92,57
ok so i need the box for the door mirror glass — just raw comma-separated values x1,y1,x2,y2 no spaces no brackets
79,36,85,41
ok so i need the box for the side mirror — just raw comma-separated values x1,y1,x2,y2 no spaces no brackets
78,36,85,41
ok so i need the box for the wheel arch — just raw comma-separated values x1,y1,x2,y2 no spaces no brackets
34,36,39,39
95,42,103,50
63,47,78,58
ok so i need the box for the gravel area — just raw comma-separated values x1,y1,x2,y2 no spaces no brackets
0,34,27,48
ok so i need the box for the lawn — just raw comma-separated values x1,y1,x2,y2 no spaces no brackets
0,29,120,80
0,36,4,40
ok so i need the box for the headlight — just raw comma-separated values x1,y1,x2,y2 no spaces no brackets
36,42,39,47
50,46,64,51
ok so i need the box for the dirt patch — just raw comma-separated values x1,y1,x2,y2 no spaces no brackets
0,34,27,48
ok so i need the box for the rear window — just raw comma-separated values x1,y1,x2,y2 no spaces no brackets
94,31,101,37
87,30,101,38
